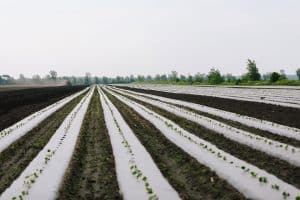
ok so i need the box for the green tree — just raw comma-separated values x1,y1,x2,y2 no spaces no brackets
19,74,26,82
146,75,153,81
169,71,179,82
279,70,287,80
137,75,145,82
180,75,186,82
102,76,109,84
194,73,206,83
154,74,161,81
262,73,271,81
207,68,224,84
161,74,167,81
187,74,193,83
95,76,100,84
296,68,300,80
129,75,135,82
270,72,280,82
224,74,236,82
49,70,57,80
84,72,91,85
246,59,261,81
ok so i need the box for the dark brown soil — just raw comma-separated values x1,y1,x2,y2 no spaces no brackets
104,89,245,200
0,86,86,131
0,92,86,194
57,90,121,200
117,86,300,129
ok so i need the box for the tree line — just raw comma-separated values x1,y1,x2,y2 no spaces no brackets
1,60,300,86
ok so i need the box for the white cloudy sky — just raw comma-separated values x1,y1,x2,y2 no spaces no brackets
0,0,299,78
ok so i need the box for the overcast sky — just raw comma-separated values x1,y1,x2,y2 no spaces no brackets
0,0,299,78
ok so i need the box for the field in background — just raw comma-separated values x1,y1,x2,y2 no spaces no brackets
0,85,85,131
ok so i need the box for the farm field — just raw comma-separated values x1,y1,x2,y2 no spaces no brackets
121,84,300,109
117,84,300,128
0,86,86,131
0,85,300,200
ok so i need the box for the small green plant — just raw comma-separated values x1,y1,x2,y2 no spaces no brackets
146,187,153,194
282,191,290,199
271,184,279,190
250,171,257,177
259,176,267,183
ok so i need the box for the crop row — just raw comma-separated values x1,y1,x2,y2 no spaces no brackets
0,88,89,153
113,86,300,141
104,87,300,200
127,84,300,108
110,87,300,166
0,87,93,200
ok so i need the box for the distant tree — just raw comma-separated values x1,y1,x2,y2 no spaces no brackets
169,71,179,82
70,76,77,85
224,74,236,82
84,72,91,85
116,76,124,83
179,75,186,82
160,74,168,81
207,68,224,84
123,76,129,83
0,76,3,84
279,69,287,80
32,74,41,83
270,72,280,82
187,74,193,83
66,80,72,86
137,75,145,82
102,76,109,84
246,59,261,81
146,75,153,81
154,74,161,81
241,73,248,82
194,73,206,83
94,76,100,84
297,68,300,80
129,75,135,82
49,70,58,80
44,74,51,80
235,79,242,85
19,74,26,81
262,73,271,81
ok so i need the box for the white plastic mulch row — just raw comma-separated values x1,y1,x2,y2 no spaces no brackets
98,87,180,200
126,84,300,108
105,88,300,200
110,87,300,167
0,87,94,200
113,86,300,141
0,87,89,153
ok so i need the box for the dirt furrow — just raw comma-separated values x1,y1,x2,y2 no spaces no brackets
104,90,245,200
116,88,300,148
57,90,121,200
117,86,300,129
110,89,300,189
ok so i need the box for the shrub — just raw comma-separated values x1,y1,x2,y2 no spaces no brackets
270,72,280,82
